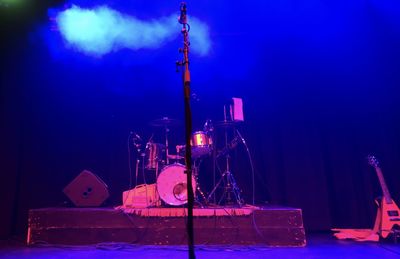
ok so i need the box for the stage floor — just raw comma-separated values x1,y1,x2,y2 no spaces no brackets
1,234,400,258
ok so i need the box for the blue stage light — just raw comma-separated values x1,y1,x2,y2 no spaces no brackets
56,5,211,57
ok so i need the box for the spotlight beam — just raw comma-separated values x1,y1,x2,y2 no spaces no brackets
54,5,211,57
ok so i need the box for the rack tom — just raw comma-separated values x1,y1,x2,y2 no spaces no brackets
191,131,213,158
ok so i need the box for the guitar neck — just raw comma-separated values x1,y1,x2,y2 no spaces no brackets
375,166,393,204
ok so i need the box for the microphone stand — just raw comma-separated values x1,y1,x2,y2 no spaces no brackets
176,2,195,258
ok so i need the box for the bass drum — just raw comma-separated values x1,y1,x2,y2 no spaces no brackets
156,163,196,206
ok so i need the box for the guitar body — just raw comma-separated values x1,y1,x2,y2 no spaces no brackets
380,199,400,238
368,155,400,239
333,156,400,241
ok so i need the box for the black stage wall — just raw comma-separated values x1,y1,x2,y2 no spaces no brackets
1,1,400,238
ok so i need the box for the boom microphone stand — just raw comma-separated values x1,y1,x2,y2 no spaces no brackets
176,3,195,258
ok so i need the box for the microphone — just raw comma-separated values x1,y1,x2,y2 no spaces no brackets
135,133,142,141
191,93,200,102
203,119,214,132
130,132,142,152
131,132,142,141
178,2,187,24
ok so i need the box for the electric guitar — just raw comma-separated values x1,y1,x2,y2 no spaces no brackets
368,155,400,238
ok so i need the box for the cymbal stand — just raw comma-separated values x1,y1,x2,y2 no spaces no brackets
207,106,243,206
164,126,170,165
132,134,146,186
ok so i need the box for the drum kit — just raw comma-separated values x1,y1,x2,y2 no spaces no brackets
130,116,244,207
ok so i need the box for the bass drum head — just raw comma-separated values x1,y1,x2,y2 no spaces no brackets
156,163,196,206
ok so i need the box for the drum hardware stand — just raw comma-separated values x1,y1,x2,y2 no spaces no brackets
144,141,161,178
131,134,150,186
193,161,207,207
131,132,142,188
132,147,152,207
176,3,195,258
164,124,170,165
207,106,243,207
209,122,218,205
194,186,207,207
207,152,244,207
141,152,147,184
135,157,140,187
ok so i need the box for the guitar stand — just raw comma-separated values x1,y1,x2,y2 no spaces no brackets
391,229,400,244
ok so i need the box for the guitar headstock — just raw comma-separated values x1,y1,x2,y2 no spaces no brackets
367,155,379,168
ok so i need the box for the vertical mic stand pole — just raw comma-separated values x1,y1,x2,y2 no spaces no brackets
177,2,195,258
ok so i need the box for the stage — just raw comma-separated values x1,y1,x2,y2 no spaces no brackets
2,1,400,258
27,205,305,246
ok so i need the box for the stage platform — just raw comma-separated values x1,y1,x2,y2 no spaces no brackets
27,205,306,247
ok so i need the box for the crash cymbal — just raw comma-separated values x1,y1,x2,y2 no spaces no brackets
214,120,242,128
149,117,182,127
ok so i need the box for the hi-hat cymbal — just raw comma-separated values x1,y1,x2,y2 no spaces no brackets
149,117,182,127
167,154,185,160
214,120,242,128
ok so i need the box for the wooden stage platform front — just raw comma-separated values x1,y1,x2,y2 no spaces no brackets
27,205,306,247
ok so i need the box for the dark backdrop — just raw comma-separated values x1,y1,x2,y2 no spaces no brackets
1,0,400,238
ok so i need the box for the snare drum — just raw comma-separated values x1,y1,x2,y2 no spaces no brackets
145,142,165,170
156,163,196,206
191,131,213,158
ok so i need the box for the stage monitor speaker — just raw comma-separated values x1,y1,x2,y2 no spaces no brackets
63,170,109,207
